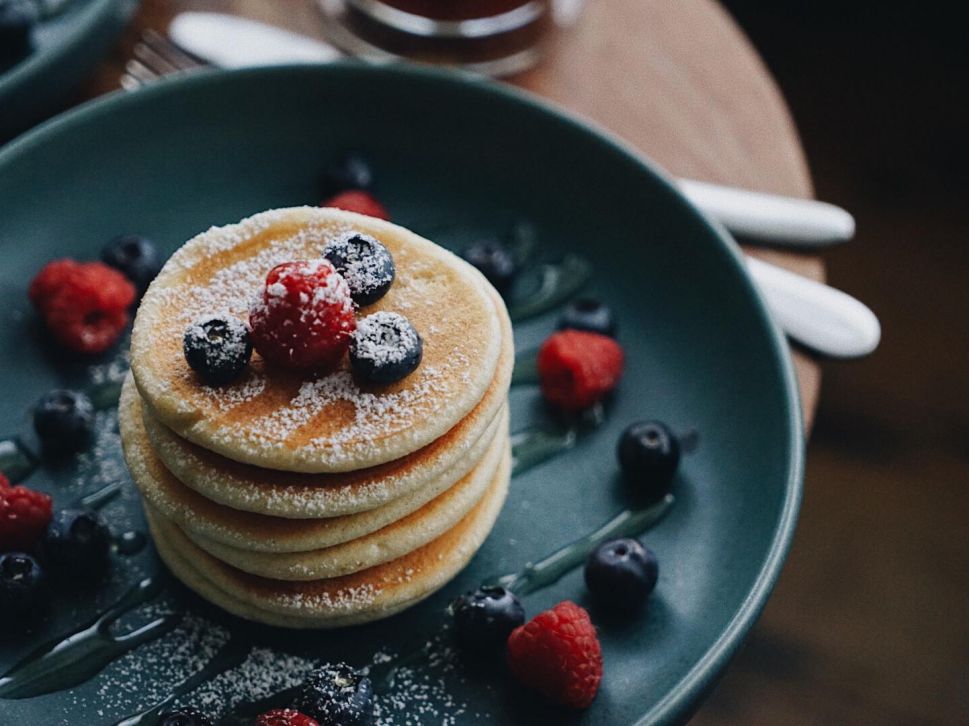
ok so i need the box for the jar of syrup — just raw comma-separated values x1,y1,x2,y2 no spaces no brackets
320,0,561,76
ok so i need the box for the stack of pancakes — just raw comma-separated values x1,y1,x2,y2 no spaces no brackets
119,207,513,628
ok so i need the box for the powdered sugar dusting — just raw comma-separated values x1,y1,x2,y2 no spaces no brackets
204,372,267,411
143,400,505,520
270,581,379,612
371,632,485,725
159,226,338,330
66,608,230,722
134,206,502,471
322,230,395,304
352,311,421,366
250,258,355,321
219,354,467,461
184,647,320,715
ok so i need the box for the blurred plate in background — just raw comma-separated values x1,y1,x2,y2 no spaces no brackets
0,0,139,141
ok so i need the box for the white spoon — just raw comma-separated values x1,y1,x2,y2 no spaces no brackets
745,255,880,358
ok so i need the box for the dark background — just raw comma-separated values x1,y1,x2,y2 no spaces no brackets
697,2,969,723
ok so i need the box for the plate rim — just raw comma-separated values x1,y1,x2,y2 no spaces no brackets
0,62,805,725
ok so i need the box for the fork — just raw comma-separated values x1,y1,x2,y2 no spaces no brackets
119,29,207,91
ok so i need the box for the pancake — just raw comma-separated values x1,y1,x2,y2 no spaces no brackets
121,377,509,557
130,206,507,473
146,448,511,628
155,539,429,629
180,434,506,580
131,294,512,518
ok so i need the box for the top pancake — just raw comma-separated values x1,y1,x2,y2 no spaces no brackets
130,207,505,473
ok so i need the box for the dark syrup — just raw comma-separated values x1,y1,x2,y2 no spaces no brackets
490,494,675,596
75,480,124,510
0,577,176,699
113,638,251,726
511,402,606,475
508,256,591,322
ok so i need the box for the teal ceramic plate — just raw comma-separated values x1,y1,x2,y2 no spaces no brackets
0,0,139,140
0,64,803,725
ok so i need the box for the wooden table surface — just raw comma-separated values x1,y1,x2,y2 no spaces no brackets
81,0,822,425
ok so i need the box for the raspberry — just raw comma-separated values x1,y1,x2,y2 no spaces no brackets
249,260,356,370
30,260,136,354
320,190,390,220
255,709,319,726
0,473,53,552
536,330,624,411
28,259,80,310
507,600,603,709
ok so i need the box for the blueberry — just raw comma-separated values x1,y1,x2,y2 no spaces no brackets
0,2,36,67
0,552,46,617
33,389,94,453
183,315,253,386
43,509,111,579
584,538,658,611
101,234,162,293
461,240,517,295
321,154,374,197
558,297,617,337
292,663,374,726
617,420,680,500
349,312,422,385
158,708,213,726
322,232,395,306
451,586,525,658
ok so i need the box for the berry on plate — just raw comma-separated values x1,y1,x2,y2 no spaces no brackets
27,259,80,310
536,330,624,412
451,585,525,659
33,389,95,453
0,552,46,617
256,709,320,726
617,420,681,500
29,259,135,354
507,600,603,709
100,234,162,293
320,190,389,220
558,297,617,338
349,312,422,385
321,154,374,197
0,473,52,552
158,708,213,726
43,508,111,579
461,240,517,295
292,663,374,726
249,260,356,371
183,314,253,386
322,231,395,306
584,538,658,612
